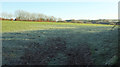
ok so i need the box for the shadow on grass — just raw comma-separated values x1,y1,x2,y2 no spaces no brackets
2,27,118,65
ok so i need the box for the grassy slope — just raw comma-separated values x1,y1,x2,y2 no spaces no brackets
2,20,118,65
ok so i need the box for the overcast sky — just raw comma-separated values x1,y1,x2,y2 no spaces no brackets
0,0,119,20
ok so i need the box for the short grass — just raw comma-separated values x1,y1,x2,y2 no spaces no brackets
2,20,118,65
2,20,112,33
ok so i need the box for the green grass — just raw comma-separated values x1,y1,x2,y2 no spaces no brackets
2,20,118,65
2,20,113,33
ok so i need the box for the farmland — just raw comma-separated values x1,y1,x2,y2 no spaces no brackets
2,20,118,65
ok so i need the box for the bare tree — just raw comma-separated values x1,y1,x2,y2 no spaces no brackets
15,10,30,20
52,16,57,22
58,18,62,21
15,10,24,20
2,12,13,19
49,16,54,22
15,10,58,22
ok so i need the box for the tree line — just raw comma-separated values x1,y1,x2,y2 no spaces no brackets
1,10,62,22
1,10,117,25
63,19,118,25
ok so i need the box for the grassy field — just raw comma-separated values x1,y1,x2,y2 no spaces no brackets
2,20,118,65
2,20,113,33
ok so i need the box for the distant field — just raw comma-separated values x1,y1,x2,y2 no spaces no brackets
2,20,113,33
2,20,118,65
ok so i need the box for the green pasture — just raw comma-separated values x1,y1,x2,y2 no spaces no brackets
2,20,118,65
2,20,113,33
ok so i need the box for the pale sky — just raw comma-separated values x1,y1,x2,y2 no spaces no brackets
0,0,119,20
0,0,119,2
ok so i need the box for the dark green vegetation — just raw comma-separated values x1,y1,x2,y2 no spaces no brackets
64,19,117,25
2,21,118,65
